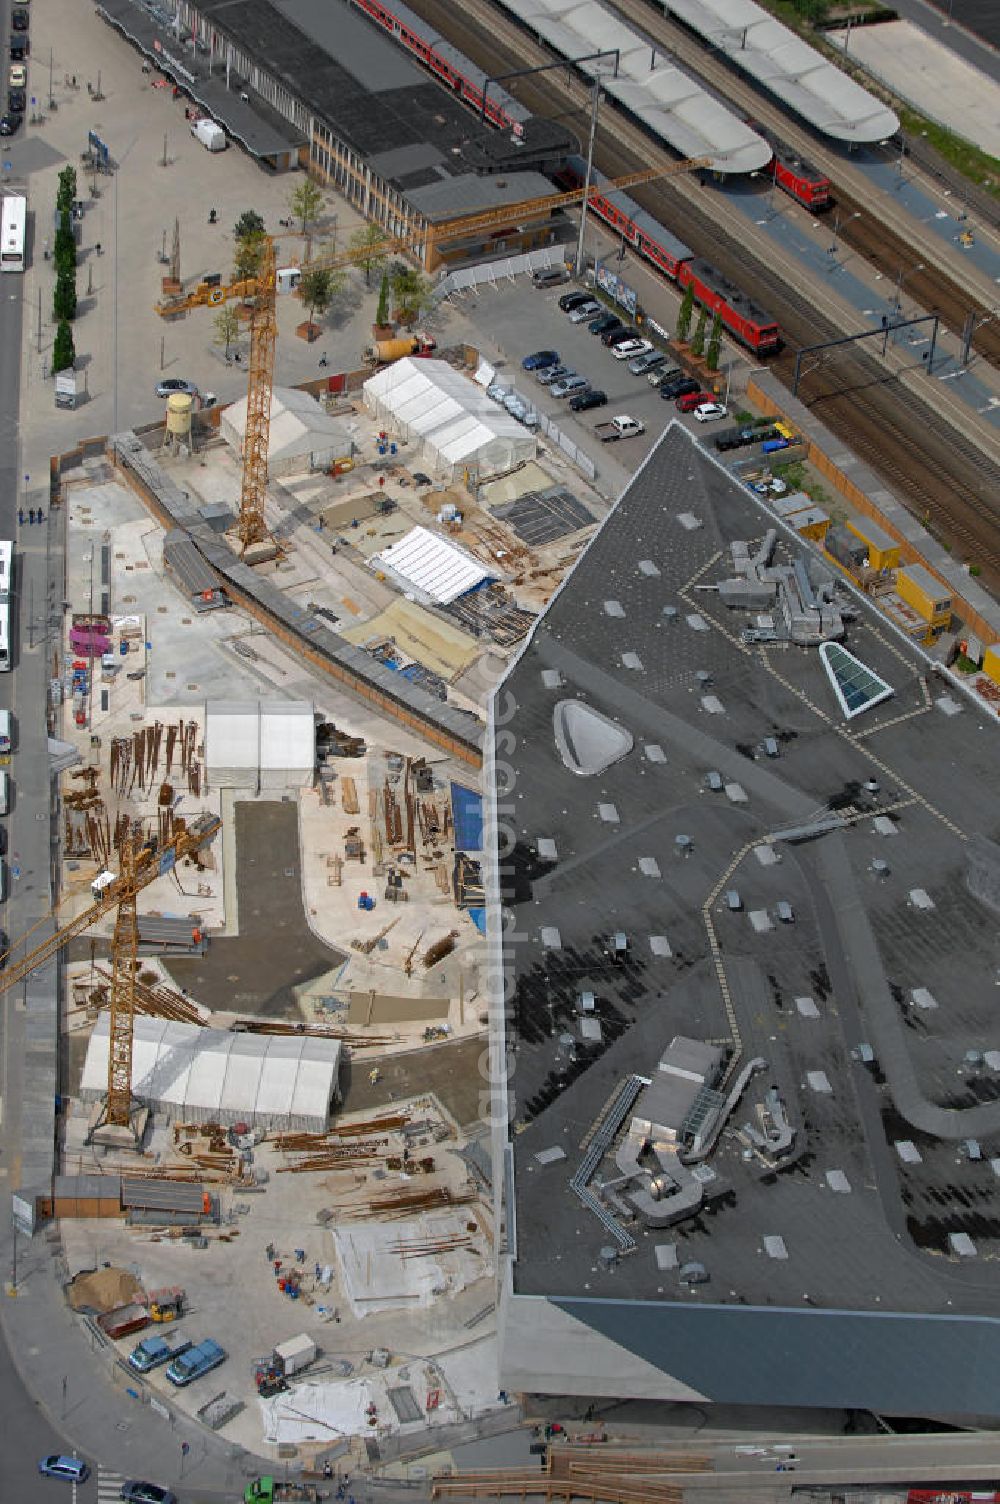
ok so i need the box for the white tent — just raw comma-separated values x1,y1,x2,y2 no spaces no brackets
81,1015,342,1131
363,357,536,480
371,525,493,605
221,386,355,477
205,700,315,791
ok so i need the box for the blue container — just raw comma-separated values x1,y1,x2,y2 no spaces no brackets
120,640,129,655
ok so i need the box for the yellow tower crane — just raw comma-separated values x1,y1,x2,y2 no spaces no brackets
0,812,222,1135
154,157,710,318
236,234,278,557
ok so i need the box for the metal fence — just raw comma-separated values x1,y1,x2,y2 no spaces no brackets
434,249,567,302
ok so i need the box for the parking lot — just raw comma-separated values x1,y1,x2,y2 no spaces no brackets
445,269,747,482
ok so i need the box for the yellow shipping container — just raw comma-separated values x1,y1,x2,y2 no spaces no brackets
983,644,1000,687
845,518,900,572
896,564,952,629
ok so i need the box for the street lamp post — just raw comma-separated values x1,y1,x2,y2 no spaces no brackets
892,261,925,315
828,209,861,255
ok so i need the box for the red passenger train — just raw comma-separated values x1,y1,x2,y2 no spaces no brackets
558,159,781,355
347,0,530,132
747,121,832,209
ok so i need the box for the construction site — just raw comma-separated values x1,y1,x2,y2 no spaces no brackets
0,190,626,1468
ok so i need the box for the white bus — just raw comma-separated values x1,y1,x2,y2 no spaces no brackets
0,541,13,600
0,602,11,673
1,194,26,273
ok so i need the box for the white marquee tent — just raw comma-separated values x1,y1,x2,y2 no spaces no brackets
81,1015,342,1131
363,357,536,480
205,700,315,791
221,386,356,477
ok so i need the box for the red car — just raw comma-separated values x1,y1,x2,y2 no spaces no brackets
676,390,714,413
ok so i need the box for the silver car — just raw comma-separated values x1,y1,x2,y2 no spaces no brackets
567,300,601,324
537,364,570,386
628,350,665,376
550,375,590,399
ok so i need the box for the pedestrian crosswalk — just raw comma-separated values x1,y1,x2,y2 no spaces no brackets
97,1466,125,1504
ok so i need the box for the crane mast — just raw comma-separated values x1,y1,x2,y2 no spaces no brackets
237,235,278,556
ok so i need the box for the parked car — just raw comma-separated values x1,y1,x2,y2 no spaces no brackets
521,349,559,371
9,38,27,59
537,364,571,386
677,390,715,412
11,11,29,30
693,402,727,422
155,377,198,399
8,62,26,86
38,1457,90,1483
8,89,25,112
503,391,528,415
165,1337,226,1387
628,350,665,376
550,375,590,398
612,338,653,361
660,376,700,400
558,290,591,312
532,266,568,289
121,1483,178,1504
0,114,19,135
602,326,638,348
570,389,607,412
648,365,682,389
486,381,508,403
589,312,621,336
567,300,601,324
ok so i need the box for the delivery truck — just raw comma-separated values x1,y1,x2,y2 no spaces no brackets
594,415,645,442
191,117,226,151
245,1478,325,1503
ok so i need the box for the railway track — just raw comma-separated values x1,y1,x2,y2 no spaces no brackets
608,0,1000,369
408,0,1000,587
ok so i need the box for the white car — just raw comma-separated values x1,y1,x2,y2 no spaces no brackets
486,381,508,403
567,300,601,324
693,402,727,422
611,338,652,361
503,392,527,416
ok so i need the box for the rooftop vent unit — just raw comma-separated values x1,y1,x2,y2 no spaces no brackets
675,834,693,856
599,1246,620,1271
679,1261,709,1285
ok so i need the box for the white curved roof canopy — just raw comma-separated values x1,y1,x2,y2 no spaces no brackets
498,0,771,172
661,0,899,142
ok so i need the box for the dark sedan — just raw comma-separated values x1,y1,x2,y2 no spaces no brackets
0,114,20,135
11,12,29,31
569,389,607,412
601,325,637,347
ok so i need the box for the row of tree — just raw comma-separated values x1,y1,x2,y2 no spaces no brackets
52,165,78,375
676,284,723,371
227,200,432,341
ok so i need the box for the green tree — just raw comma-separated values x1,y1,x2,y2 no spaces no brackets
54,209,76,272
676,283,695,343
705,312,723,372
389,263,432,326
233,230,266,284
288,177,324,238
56,165,77,215
234,209,266,241
350,223,389,287
298,264,344,334
691,305,708,359
212,303,241,358
52,320,75,374
376,271,390,327
53,270,77,322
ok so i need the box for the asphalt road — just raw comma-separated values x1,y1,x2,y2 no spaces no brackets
0,1309,98,1503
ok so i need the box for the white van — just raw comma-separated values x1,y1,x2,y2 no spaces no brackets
0,709,12,755
191,118,227,152
0,770,9,816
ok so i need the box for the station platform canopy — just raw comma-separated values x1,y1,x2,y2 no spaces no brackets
661,0,899,142
498,0,771,173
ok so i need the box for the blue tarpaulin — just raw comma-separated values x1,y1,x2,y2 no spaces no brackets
467,907,486,934
451,782,483,853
